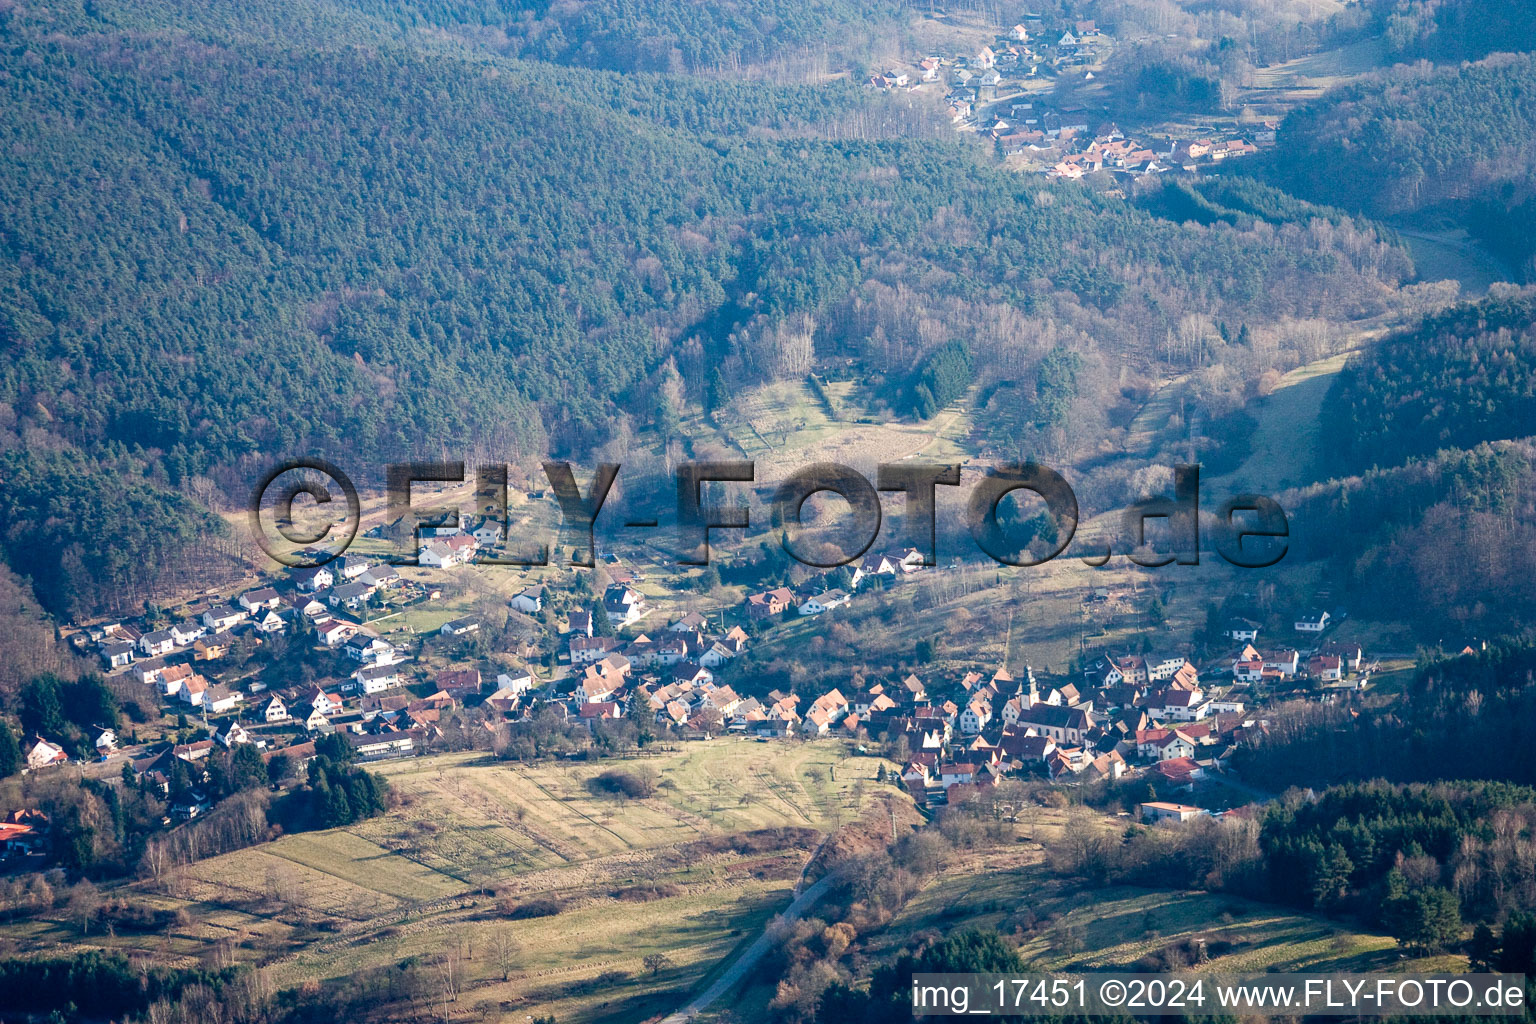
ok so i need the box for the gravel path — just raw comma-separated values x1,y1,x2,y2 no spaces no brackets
659,873,837,1024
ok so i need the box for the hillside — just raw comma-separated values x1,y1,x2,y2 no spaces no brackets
1318,296,1536,473
1269,51,1536,277
0,1,1416,619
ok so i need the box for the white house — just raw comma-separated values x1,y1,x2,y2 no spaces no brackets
1225,619,1260,642
264,696,291,723
25,738,67,770
344,634,396,664
359,564,400,589
798,589,850,616
1295,611,1331,633
139,630,177,657
169,622,203,646
238,587,282,612
511,586,544,615
1157,689,1210,722
958,701,992,735
292,565,334,592
202,607,248,632
100,642,135,669
352,663,401,694
603,585,646,626
699,642,738,669
1139,801,1202,825
495,671,535,697
218,722,255,747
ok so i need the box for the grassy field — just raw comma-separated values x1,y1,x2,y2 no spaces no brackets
1209,349,1353,496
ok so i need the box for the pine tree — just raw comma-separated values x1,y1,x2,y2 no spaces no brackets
0,721,20,778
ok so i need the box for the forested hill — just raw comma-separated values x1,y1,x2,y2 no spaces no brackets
1269,51,1536,221
1284,296,1536,633
0,1,1410,617
1318,296,1536,475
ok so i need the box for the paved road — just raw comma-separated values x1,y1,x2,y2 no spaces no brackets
659,873,837,1024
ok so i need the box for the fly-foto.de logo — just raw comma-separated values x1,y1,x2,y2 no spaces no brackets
249,459,1288,571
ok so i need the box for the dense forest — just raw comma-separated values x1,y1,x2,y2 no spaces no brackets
1269,50,1536,273
1318,297,1536,474
1368,0,1536,62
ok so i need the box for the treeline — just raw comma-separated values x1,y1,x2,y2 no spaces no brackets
907,341,972,419
0,952,238,1022
336,0,907,74
1318,297,1536,473
1270,52,1536,220
1137,176,1362,230
0,448,224,620
0,1,1413,622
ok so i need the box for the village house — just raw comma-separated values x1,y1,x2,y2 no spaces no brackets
264,696,291,722
328,581,374,610
1307,654,1344,682
218,722,255,748
1013,704,1094,745
291,565,334,592
419,536,476,567
169,622,203,646
511,585,544,615
139,629,177,657
346,729,418,761
238,587,282,612
1153,688,1210,722
1136,726,1196,761
1152,756,1207,788
352,663,402,694
158,663,195,698
798,589,850,616
440,617,479,637
1139,801,1203,825
604,584,647,626
317,620,355,647
1294,610,1331,633
359,564,400,588
344,634,396,664
202,605,249,631
570,635,622,664
1225,618,1260,642
436,668,482,701
100,641,135,669
25,737,67,770
746,587,795,620
337,555,370,580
